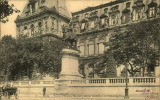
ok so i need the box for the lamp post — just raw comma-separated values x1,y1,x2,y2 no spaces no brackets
124,65,129,99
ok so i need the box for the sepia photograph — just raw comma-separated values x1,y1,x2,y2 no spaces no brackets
0,0,160,100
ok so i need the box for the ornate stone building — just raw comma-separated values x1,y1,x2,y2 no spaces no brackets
15,0,160,78
70,0,160,78
15,0,70,38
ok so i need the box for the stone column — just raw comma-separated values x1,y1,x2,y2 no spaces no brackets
59,49,82,80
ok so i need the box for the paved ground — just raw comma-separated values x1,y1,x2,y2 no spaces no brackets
0,96,146,100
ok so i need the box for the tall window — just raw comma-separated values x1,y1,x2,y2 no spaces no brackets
88,44,94,56
81,20,88,32
90,20,95,29
85,13,88,18
98,43,105,54
32,4,36,13
133,9,141,21
147,1,158,18
88,39,95,56
79,45,85,57
110,14,118,25
98,36,105,55
149,7,156,17
51,19,55,32
122,11,130,24
31,24,35,36
38,22,42,35
23,26,28,37
132,0,145,21
81,23,85,30
45,21,48,32
109,5,120,26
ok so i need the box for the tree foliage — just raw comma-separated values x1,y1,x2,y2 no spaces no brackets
95,51,117,78
0,0,20,23
0,35,64,81
108,18,160,77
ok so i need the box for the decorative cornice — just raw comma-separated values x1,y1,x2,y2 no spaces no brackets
15,8,70,23
72,0,130,16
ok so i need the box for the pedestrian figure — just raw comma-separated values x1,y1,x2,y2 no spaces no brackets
43,87,46,96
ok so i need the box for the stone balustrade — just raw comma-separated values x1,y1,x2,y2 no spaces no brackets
69,77,158,86
0,77,158,87
0,80,55,87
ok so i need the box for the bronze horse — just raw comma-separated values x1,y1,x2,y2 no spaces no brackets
62,25,78,50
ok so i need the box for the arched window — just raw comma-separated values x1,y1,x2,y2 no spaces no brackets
30,24,35,36
23,26,28,37
38,22,42,35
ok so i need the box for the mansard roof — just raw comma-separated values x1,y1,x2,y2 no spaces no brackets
15,0,70,23
72,0,130,16
15,7,70,23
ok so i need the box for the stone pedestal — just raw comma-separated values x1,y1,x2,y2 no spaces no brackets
54,49,82,95
59,49,82,80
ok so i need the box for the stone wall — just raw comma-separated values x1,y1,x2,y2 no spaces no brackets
1,77,160,99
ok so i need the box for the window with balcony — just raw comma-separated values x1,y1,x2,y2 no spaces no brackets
122,2,131,24
109,5,120,26
122,10,130,24
81,19,88,32
100,9,108,28
109,14,119,25
132,0,145,21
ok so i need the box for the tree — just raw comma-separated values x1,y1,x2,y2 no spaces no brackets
0,0,20,23
108,18,160,77
0,35,65,81
0,35,16,81
95,51,117,78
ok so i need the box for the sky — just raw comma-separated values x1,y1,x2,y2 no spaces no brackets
1,0,114,38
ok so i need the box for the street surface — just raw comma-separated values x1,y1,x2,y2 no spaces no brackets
1,96,145,100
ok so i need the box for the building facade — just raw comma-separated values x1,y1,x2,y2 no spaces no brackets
15,0,160,79
15,0,70,38
70,0,160,78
